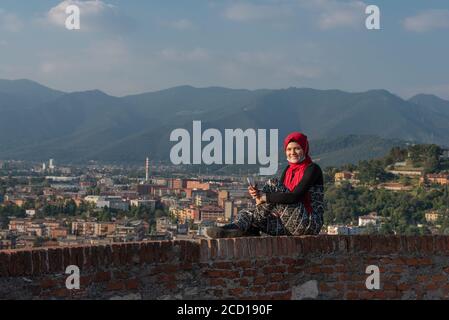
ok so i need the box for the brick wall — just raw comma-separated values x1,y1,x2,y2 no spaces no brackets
1,235,449,300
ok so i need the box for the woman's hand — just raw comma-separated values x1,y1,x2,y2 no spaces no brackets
255,194,267,206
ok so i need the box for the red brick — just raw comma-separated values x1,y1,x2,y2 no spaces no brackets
104,245,113,265
390,266,405,273
125,278,139,290
426,283,439,290
106,280,125,291
335,265,346,272
83,246,93,269
270,274,284,282
383,282,397,291
249,238,258,258
254,276,268,285
243,269,257,277
398,283,411,291
80,275,92,287
204,270,222,278
417,258,433,266
210,278,226,287
320,267,334,274
113,271,129,279
212,261,233,269
157,273,176,282
209,239,218,260
8,251,22,276
322,257,336,265
49,288,69,298
94,271,111,282
264,237,273,257
388,275,401,281
359,291,376,300
179,262,193,270
31,250,44,275
217,239,228,260
228,288,244,296
287,265,302,273
279,237,289,256
160,241,173,262
129,243,141,264
48,248,64,272
346,291,359,300
255,239,264,257
263,265,286,274
139,242,148,264
406,258,419,266
62,247,71,269
271,237,279,256
0,252,10,276
165,281,177,290
204,270,239,278
416,275,429,282
384,290,401,299
213,289,224,297
90,246,99,267
236,261,252,268
266,283,280,292
235,239,245,259
225,238,235,260
239,278,250,287
307,266,321,274
40,278,58,289
319,282,330,292
431,274,447,282
250,286,264,293
347,282,367,290
330,282,343,291
390,258,405,265
338,274,350,281
271,292,292,300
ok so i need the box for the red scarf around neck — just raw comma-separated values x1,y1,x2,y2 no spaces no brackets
283,132,313,214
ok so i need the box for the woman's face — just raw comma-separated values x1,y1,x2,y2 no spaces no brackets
286,141,304,163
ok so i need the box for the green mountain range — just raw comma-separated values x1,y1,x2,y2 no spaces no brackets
0,79,447,168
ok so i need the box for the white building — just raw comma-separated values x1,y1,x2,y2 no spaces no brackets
327,225,361,235
358,212,379,227
96,196,129,211
130,199,156,211
25,209,36,217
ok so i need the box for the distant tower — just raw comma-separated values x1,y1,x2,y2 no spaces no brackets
42,162,46,171
49,159,55,172
145,157,149,181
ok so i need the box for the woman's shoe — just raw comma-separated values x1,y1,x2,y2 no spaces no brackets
205,226,245,239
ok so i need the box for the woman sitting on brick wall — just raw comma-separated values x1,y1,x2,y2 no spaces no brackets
206,132,325,238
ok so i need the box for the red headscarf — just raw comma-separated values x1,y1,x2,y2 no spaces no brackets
283,132,313,213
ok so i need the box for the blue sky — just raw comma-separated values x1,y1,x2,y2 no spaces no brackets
0,0,448,98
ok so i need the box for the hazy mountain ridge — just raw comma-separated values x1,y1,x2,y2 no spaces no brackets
0,79,447,167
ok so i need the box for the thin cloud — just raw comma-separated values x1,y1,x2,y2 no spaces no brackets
44,0,134,32
169,19,195,30
0,9,23,32
311,0,366,30
403,9,449,33
223,3,293,22
159,48,210,62
223,0,367,29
